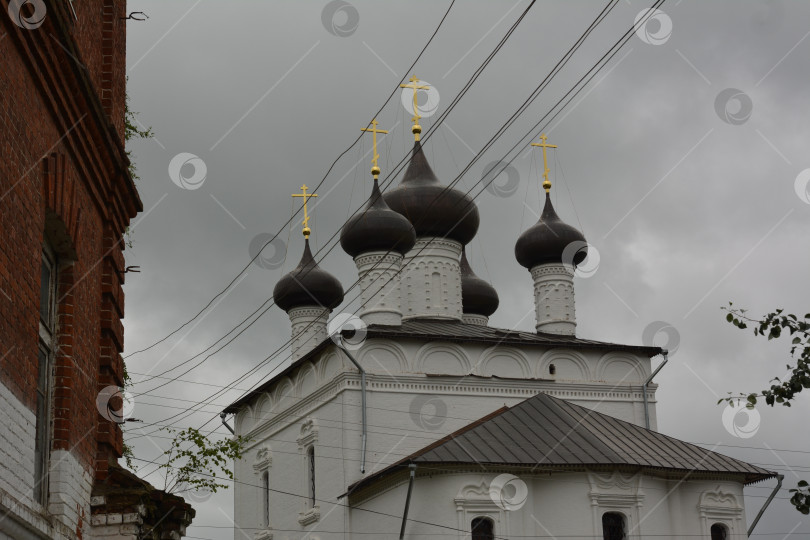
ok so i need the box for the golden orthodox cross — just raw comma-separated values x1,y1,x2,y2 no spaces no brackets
400,75,430,141
530,134,558,193
360,119,388,179
292,184,318,239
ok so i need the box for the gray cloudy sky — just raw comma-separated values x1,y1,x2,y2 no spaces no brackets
121,1,810,538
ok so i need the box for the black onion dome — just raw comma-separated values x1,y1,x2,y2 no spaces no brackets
460,248,499,317
515,192,587,269
273,239,344,312
340,178,416,257
383,141,479,245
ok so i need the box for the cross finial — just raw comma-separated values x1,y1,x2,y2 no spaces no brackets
530,134,558,193
360,119,389,180
291,184,318,239
400,75,430,141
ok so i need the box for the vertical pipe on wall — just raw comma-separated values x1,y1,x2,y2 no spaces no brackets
336,340,367,474
643,350,669,430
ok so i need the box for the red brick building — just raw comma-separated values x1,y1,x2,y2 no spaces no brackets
1,1,193,538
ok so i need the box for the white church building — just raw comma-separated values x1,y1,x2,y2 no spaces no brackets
224,122,775,540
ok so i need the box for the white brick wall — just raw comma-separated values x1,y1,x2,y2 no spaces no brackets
0,381,93,540
49,449,93,537
88,508,143,540
0,485,74,539
0,381,36,504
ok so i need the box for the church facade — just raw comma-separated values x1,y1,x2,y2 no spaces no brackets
226,119,774,540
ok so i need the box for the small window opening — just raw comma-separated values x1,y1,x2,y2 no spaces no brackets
711,523,729,540
262,471,270,526
307,446,315,507
471,517,494,540
602,512,626,540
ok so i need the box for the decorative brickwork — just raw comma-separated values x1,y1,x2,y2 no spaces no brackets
530,263,577,335
401,237,463,321
0,1,192,538
354,251,404,326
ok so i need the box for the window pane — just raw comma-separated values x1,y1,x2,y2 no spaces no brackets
40,259,51,324
711,524,729,540
37,346,49,391
34,348,49,503
471,518,494,540
602,512,625,540
262,471,270,526
308,447,315,506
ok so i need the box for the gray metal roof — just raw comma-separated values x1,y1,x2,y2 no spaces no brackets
223,320,660,413
346,392,775,494
367,320,662,354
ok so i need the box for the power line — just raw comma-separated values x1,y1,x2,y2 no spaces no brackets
128,425,810,477
126,0,664,474
125,0,545,432
123,0,459,360
127,0,614,424
127,0,540,397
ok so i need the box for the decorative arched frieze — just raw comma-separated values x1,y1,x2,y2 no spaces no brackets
594,353,647,383
235,407,252,435
358,340,409,374
295,363,318,398
317,351,344,382
272,378,295,411
537,349,590,381
415,343,471,375
255,393,273,423
476,346,531,378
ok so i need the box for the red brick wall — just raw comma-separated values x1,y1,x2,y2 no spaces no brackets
0,0,139,483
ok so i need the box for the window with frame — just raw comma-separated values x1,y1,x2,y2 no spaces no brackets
262,470,270,526
307,445,315,507
35,245,57,504
602,512,626,540
711,523,729,540
471,517,494,540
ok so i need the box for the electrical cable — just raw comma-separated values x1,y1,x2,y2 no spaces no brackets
123,0,459,360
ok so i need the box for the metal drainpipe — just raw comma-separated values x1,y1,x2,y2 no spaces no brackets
335,337,368,474
220,412,235,434
643,350,669,430
748,474,784,537
399,464,417,540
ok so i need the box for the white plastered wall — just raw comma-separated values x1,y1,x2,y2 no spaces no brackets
232,337,660,539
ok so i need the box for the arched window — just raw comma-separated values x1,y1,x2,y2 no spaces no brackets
471,517,494,540
261,471,270,527
602,512,626,540
711,523,729,540
307,446,316,507
35,244,58,505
